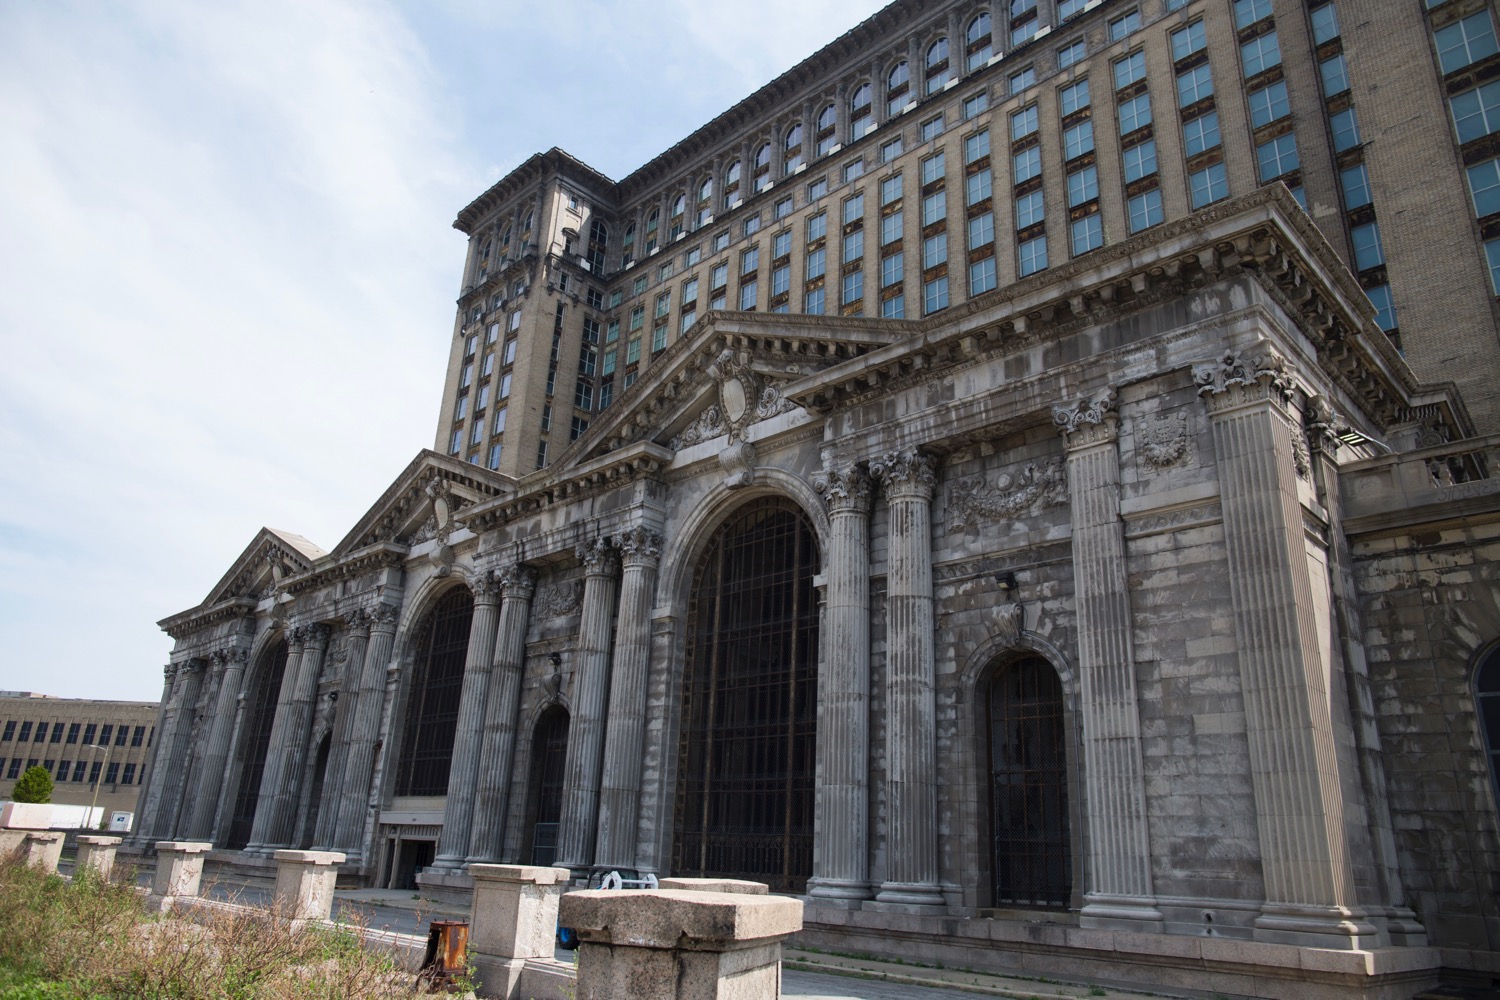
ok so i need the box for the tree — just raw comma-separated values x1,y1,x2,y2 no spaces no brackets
12,765,53,804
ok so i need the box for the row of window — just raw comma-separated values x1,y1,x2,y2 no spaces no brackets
0,720,149,747
0,756,137,785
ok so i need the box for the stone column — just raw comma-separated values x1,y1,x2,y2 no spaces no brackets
155,660,207,840
273,849,346,927
468,565,539,863
432,573,505,870
808,463,874,901
258,624,332,850
556,538,620,874
129,664,179,846
76,835,122,879
468,864,572,997
594,527,663,871
149,841,212,912
186,648,249,841
333,604,399,860
870,448,943,907
562,889,804,1000
1194,348,1377,949
313,612,371,850
247,625,308,851
1054,388,1162,928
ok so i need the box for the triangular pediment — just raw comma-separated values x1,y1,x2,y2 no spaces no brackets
332,449,512,556
553,310,903,470
202,527,329,607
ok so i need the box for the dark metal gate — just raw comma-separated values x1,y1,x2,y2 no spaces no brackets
525,706,569,866
987,656,1071,907
672,498,818,892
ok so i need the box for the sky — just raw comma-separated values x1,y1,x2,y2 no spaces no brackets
0,0,888,702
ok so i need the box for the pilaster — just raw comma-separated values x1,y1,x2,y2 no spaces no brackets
129,664,178,847
157,659,207,840
313,611,370,851
186,648,249,841
332,603,399,860
246,625,308,852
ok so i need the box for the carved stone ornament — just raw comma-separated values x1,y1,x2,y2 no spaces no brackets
1193,347,1296,408
369,603,400,631
345,608,372,635
498,563,539,600
670,404,723,450
618,526,665,566
304,622,331,649
1052,385,1119,443
870,448,937,500
813,463,872,514
1291,430,1312,480
1304,395,1347,457
471,569,506,604
719,439,757,489
533,581,583,619
990,601,1025,648
1138,412,1193,471
576,537,619,576
671,350,800,453
949,458,1069,531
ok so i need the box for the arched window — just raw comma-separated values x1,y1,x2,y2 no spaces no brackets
645,209,660,253
500,224,512,248
698,177,713,203
815,103,838,157
670,193,687,239
673,497,820,891
723,160,742,209
522,209,534,232
784,122,804,174
395,587,473,796
224,639,288,849
522,706,570,865
985,656,1071,908
887,61,911,116
926,37,951,93
850,82,873,137
1476,646,1500,809
753,142,772,193
621,222,636,266
587,219,609,273
966,12,994,72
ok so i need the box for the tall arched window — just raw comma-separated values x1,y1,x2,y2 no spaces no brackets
850,83,873,137
395,588,473,796
723,160,742,209
225,639,288,849
523,706,570,865
986,656,1071,907
500,224,512,249
1476,645,1500,809
621,222,636,266
784,122,804,174
645,209,660,253
966,12,994,72
670,193,687,239
587,219,609,273
887,61,911,115
815,103,838,157
753,142,772,193
926,37,951,93
696,177,714,227
673,498,820,891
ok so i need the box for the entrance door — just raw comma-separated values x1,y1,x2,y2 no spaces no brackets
524,707,570,866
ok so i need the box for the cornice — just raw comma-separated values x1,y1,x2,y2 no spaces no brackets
158,597,257,641
453,148,621,234
458,441,675,532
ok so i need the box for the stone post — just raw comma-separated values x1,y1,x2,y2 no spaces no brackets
262,624,331,849
433,572,506,871
313,611,371,851
808,462,873,901
75,835,123,879
186,648,249,841
469,565,539,863
150,841,212,912
870,448,943,907
21,831,64,873
595,526,663,871
468,864,571,996
333,604,399,860
557,538,620,874
247,625,309,852
562,889,803,1000
156,659,207,840
1194,347,1377,949
129,663,178,846
1054,388,1162,929
273,849,346,927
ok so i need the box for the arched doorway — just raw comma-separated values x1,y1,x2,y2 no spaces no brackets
672,497,819,891
523,706,570,865
985,655,1071,908
225,639,288,849
394,587,473,796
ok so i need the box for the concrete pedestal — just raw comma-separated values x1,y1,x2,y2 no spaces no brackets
468,864,572,998
273,849,346,927
76,835,123,879
657,878,768,895
149,841,212,911
22,831,64,873
561,889,803,1000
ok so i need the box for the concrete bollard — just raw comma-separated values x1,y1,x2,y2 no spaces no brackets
21,831,65,874
468,864,572,998
273,850,346,928
657,877,768,894
149,841,213,912
75,835,123,879
561,889,804,1000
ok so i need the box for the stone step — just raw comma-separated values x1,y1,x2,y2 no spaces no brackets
783,948,1171,999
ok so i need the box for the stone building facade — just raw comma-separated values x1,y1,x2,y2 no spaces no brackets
137,1,1500,997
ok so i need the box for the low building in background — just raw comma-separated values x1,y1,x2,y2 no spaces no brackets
0,692,160,829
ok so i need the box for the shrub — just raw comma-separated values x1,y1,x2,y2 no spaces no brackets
10,767,52,805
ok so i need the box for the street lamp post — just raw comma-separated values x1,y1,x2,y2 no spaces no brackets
84,744,111,831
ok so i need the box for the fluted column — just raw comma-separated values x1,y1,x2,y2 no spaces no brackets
1195,348,1376,949
557,538,620,873
808,463,874,901
186,648,249,841
258,623,331,850
155,660,207,840
332,604,399,859
871,448,943,906
468,564,539,863
312,612,370,850
129,664,178,847
433,572,506,870
1054,388,1162,928
595,527,663,870
247,626,308,851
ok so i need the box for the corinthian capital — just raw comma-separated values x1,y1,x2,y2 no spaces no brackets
1194,347,1296,411
814,462,872,514
498,563,539,601
870,448,936,501
618,526,665,567
470,569,506,605
576,537,619,576
1053,385,1119,448
369,603,400,632
303,623,331,649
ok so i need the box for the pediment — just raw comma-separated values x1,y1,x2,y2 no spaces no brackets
553,311,898,470
202,527,328,606
333,449,511,555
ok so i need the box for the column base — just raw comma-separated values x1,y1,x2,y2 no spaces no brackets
806,877,872,903
426,854,469,875
1080,893,1165,931
1253,902,1382,950
873,881,945,908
